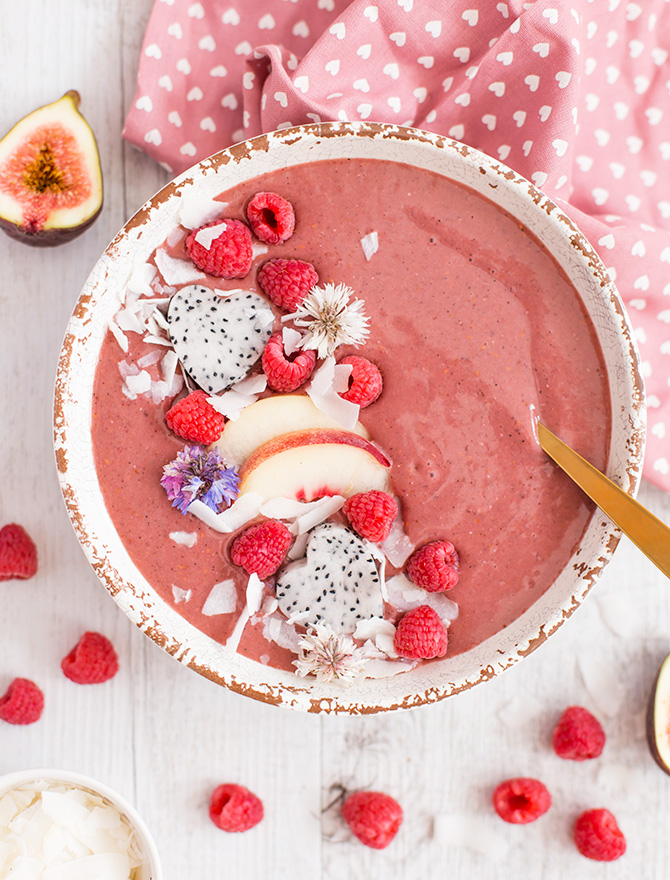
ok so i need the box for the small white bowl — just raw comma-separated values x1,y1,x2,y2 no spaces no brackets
0,768,162,879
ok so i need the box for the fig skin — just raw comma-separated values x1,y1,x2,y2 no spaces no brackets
0,91,103,247
646,651,670,776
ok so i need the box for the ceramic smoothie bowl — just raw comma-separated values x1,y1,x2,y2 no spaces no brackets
54,122,644,714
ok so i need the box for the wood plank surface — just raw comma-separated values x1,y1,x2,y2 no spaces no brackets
1,3,670,878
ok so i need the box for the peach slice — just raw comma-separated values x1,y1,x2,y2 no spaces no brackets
238,429,391,502
215,393,369,467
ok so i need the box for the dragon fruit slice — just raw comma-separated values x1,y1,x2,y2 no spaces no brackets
275,522,384,633
167,285,274,394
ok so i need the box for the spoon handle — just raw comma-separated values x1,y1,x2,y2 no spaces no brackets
538,423,670,579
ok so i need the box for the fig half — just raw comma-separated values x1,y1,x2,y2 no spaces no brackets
0,91,103,246
647,651,670,775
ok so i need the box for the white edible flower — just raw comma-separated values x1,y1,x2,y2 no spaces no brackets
294,623,368,684
287,282,369,358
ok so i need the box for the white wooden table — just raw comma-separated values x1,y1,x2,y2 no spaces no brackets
2,3,670,877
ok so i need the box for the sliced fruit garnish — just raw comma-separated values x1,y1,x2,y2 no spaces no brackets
214,393,369,467
238,428,391,502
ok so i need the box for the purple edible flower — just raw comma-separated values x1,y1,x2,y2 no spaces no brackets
161,445,240,515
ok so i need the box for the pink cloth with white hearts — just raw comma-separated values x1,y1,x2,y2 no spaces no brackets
124,0,670,488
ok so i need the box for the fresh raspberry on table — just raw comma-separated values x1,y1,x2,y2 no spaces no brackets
574,808,626,861
553,706,606,761
406,540,460,592
393,605,448,660
262,332,316,392
341,790,403,850
0,678,44,725
166,390,226,444
61,632,119,684
0,523,38,582
231,519,292,578
492,777,552,824
257,258,318,312
209,783,264,832
185,218,253,278
337,355,383,407
343,491,398,543
246,192,295,244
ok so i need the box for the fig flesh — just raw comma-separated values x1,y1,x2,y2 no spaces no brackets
647,651,670,775
0,91,103,246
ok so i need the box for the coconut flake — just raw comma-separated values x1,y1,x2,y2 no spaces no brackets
143,334,173,347
124,370,152,395
226,573,264,652
354,616,398,658
202,579,238,616
108,321,129,353
166,227,184,248
169,531,197,548
115,308,146,335
433,814,510,860
293,495,346,535
595,592,631,639
188,492,263,533
171,585,192,604
263,613,303,651
160,350,179,388
154,248,207,286
207,373,268,421
385,573,459,622
137,350,163,369
578,653,626,717
287,532,309,560
360,230,379,261
127,263,158,297
381,514,415,567
497,692,543,729
194,221,229,249
178,194,227,229
306,357,359,430
282,326,303,356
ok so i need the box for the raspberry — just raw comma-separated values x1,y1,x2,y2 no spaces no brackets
492,778,552,824
257,258,318,312
343,491,398,543
166,390,226,444
0,678,44,725
231,519,292,578
552,706,605,761
246,192,295,244
574,809,626,861
337,356,383,407
393,605,448,660
61,632,119,684
262,333,316,392
406,540,459,592
186,218,252,278
0,523,38,581
209,783,263,832
341,791,403,850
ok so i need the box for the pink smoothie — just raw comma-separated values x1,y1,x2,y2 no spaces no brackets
91,158,610,667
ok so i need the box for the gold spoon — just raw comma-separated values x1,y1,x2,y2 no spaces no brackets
538,422,670,579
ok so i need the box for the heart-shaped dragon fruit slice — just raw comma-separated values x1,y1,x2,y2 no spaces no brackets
275,522,384,633
167,285,274,394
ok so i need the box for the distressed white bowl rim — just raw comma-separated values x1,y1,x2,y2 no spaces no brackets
54,122,645,715
0,767,162,879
